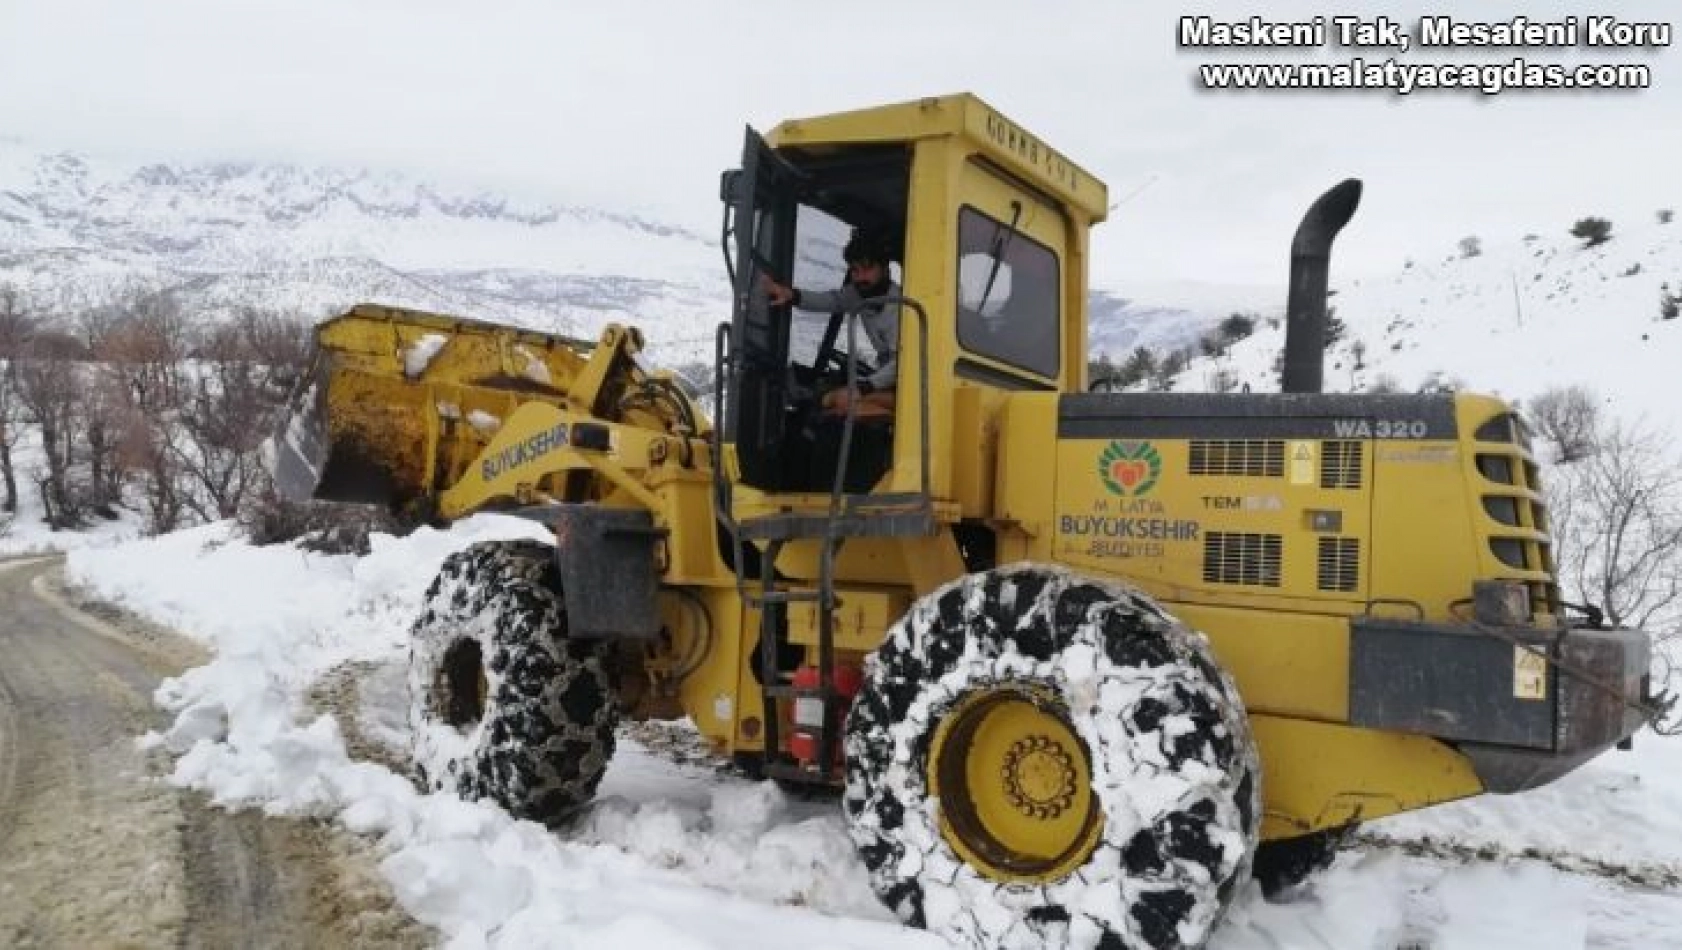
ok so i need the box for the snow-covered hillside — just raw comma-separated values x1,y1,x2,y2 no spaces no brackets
1164,219,1681,441
1090,280,1283,356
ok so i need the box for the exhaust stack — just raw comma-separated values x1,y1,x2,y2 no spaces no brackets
1282,179,1362,394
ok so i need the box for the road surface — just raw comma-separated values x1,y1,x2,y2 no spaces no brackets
0,557,431,948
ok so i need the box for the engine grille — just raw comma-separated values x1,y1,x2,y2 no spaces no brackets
1203,532,1283,587
1189,440,1284,478
1317,537,1360,592
1320,440,1364,489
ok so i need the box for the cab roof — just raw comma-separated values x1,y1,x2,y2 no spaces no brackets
766,93,1109,223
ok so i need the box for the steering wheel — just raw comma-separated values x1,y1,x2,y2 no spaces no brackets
815,344,852,378
809,315,846,382
808,312,875,385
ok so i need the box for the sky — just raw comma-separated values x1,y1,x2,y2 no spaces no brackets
2,1,1679,289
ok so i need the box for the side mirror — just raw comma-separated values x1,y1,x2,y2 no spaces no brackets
957,252,1013,317
719,169,744,202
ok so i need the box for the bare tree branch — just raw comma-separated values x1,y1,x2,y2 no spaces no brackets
1547,417,1682,630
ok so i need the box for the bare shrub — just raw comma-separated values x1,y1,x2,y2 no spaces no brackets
1546,421,1682,630
87,291,195,533
1415,371,1463,395
12,333,92,528
1217,312,1257,342
96,293,193,415
1150,347,1191,391
0,365,17,514
0,288,32,512
1569,216,1613,248
0,286,36,358
223,307,312,394
1323,307,1347,349
174,312,308,521
237,490,404,555
1119,347,1156,388
1364,374,1404,394
1086,353,1118,390
0,364,20,516
1206,367,1240,393
1526,385,1601,463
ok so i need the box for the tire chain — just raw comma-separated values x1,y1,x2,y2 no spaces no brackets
843,565,1261,950
409,538,617,827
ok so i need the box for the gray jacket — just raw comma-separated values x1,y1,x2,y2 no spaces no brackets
793,281,900,390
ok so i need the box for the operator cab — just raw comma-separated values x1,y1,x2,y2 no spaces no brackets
718,94,1107,508
721,132,909,494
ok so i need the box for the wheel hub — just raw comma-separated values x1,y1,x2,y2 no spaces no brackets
1001,735,1078,820
930,685,1103,883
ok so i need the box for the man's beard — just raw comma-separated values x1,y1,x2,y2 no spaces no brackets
851,274,891,297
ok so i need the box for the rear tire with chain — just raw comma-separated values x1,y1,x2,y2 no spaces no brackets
408,537,617,826
844,564,1261,950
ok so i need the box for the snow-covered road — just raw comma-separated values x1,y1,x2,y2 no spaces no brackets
56,516,1682,949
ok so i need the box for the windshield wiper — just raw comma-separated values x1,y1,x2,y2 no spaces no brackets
975,200,1023,316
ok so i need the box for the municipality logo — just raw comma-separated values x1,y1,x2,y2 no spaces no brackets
1099,441,1161,496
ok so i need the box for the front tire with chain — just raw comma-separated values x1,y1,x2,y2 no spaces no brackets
844,564,1261,950
408,537,617,826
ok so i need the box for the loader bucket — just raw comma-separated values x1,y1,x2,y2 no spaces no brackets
267,359,402,507
264,304,598,513
267,369,333,504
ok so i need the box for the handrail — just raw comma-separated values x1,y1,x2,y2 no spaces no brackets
710,320,752,600
827,293,932,525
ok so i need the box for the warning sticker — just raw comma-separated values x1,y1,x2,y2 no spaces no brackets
1514,646,1548,701
1288,440,1316,485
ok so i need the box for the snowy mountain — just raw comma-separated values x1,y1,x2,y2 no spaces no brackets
0,142,1255,367
5,140,1676,432
0,144,729,363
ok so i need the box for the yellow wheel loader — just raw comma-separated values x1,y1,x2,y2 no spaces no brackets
271,94,1663,950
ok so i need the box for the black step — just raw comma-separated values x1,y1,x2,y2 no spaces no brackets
763,759,845,786
737,507,934,542
762,683,850,701
845,491,928,513
744,589,824,606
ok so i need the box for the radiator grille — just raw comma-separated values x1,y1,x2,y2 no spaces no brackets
1477,435,1561,617
1189,440,1284,477
1203,532,1283,587
1317,537,1360,592
1321,440,1364,489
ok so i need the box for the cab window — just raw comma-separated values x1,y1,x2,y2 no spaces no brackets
955,206,1060,378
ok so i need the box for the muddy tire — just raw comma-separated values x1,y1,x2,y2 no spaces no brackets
408,538,616,826
1251,824,1358,897
843,564,1260,950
